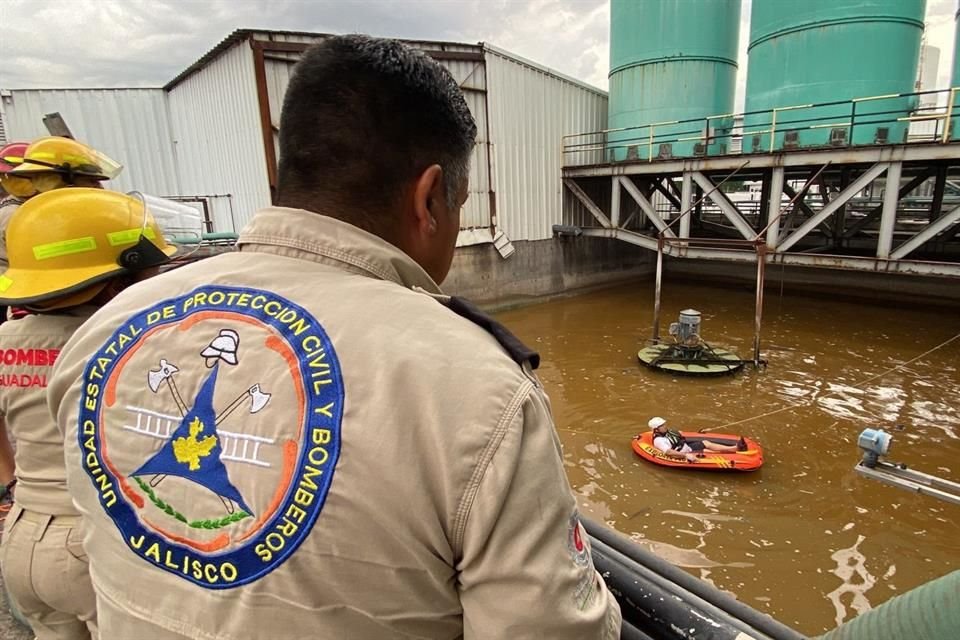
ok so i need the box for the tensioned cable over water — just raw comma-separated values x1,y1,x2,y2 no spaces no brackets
557,330,960,439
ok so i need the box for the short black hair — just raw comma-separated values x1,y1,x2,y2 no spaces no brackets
276,35,477,232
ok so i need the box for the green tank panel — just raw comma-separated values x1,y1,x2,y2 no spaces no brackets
744,0,926,151
607,0,740,161
954,8,960,87
952,8,960,140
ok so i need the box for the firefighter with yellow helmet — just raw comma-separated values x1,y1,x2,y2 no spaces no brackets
0,187,174,640
0,142,30,497
0,137,123,269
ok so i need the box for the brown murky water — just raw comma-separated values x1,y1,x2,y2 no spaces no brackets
496,279,960,636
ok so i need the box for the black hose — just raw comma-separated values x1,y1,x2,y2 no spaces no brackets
584,517,807,640
620,620,657,640
592,538,769,640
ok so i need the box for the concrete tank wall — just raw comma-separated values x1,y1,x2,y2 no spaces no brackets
445,238,653,309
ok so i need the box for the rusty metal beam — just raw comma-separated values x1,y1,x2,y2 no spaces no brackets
253,39,485,62
255,41,310,53
250,40,279,204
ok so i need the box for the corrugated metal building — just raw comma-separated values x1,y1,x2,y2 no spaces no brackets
0,29,607,246
0,88,179,195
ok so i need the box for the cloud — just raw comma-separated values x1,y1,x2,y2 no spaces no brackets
0,0,955,99
0,0,610,90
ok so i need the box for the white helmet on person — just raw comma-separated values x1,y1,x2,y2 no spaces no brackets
648,416,667,430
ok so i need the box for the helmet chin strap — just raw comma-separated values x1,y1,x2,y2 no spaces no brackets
118,235,170,270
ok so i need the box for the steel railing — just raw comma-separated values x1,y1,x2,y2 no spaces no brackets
562,87,960,166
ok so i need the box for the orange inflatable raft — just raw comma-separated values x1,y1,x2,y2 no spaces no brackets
631,431,764,472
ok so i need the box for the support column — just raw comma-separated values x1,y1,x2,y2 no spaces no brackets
877,162,902,259
758,169,772,230
754,244,766,366
930,164,947,223
765,167,785,249
680,172,693,239
653,236,664,342
611,176,621,227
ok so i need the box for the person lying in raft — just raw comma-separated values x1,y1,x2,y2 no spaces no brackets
648,417,746,463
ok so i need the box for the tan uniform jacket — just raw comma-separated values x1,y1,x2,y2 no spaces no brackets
48,208,621,640
0,309,92,514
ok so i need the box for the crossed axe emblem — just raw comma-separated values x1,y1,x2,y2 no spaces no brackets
143,330,272,513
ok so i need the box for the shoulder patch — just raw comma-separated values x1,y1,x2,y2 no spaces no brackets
77,285,344,589
446,296,540,370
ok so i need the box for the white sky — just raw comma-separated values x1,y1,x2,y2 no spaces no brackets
0,0,957,107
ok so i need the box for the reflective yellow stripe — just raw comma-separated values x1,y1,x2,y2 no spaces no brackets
0,275,12,292
33,237,97,260
107,227,156,246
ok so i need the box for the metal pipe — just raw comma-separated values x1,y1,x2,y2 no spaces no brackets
652,235,663,342
564,87,960,160
849,100,856,146
754,244,766,367
769,108,778,152
941,87,956,144
680,173,693,239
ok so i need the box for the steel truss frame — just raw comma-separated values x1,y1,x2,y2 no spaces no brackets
561,144,960,277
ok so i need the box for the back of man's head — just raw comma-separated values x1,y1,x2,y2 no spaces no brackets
277,35,477,236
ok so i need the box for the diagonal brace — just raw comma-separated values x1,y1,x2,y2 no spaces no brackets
564,179,611,228
891,204,960,259
779,163,888,252
691,172,755,239
843,169,933,239
618,176,676,238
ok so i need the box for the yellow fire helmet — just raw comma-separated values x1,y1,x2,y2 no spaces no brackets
0,188,176,307
8,136,123,181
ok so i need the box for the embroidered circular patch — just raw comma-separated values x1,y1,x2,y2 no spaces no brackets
77,285,344,588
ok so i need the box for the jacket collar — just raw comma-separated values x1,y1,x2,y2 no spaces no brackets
236,207,443,294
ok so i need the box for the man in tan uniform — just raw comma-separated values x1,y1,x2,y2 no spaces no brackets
48,35,622,639
0,188,176,639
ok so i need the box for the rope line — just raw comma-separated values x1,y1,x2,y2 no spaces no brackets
700,330,960,432
555,331,960,440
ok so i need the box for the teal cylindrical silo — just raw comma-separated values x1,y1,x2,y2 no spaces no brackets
607,0,740,161
954,6,960,86
952,6,960,140
744,0,925,152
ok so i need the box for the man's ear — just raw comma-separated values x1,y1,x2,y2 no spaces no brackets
412,164,445,235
